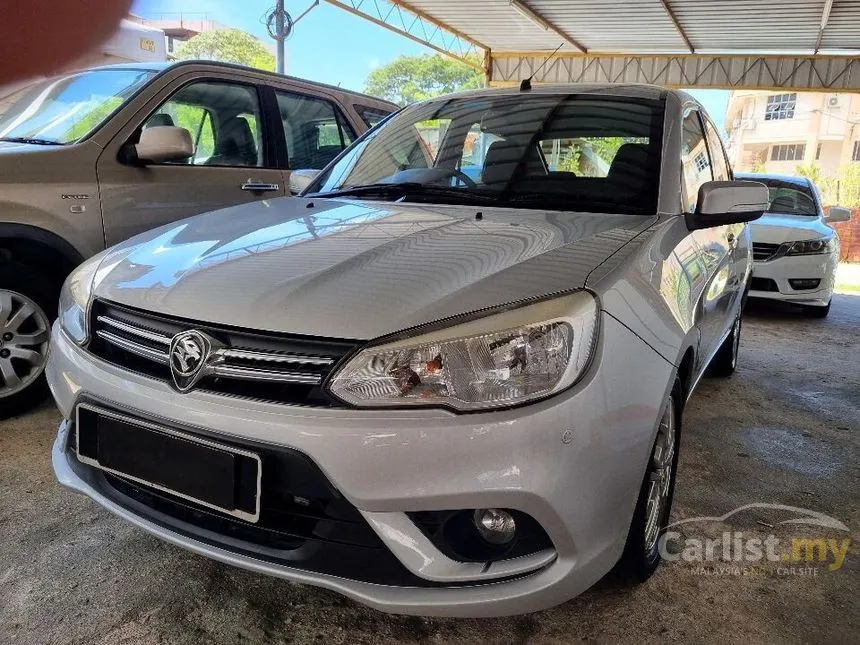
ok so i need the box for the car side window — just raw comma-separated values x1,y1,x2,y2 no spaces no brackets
145,81,264,167
355,105,392,129
703,119,730,182
276,92,356,170
681,109,713,212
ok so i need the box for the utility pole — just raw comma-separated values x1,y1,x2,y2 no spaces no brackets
265,0,318,74
275,0,286,74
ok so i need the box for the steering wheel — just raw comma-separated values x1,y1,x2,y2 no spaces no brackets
442,168,478,188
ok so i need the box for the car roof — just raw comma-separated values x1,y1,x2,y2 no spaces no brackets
81,61,398,108
735,172,811,187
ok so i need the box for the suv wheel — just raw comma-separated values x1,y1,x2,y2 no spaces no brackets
619,378,682,581
0,262,55,419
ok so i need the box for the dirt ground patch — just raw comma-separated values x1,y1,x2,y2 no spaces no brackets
2,295,858,645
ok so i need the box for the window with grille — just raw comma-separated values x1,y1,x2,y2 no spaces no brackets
765,93,797,120
771,144,805,161
694,152,708,172
853,140,860,161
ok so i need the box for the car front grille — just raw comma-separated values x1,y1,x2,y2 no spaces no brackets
87,300,357,406
752,242,783,262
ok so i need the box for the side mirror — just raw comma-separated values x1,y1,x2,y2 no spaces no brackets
825,206,851,224
289,169,321,195
686,180,769,231
134,126,194,164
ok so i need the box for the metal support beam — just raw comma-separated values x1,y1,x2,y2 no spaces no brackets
814,0,835,54
509,0,586,53
490,53,860,92
323,0,486,69
659,0,694,54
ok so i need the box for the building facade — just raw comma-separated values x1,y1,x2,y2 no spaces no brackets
725,90,860,181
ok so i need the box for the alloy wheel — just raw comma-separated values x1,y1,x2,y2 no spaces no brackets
0,289,51,398
643,396,676,553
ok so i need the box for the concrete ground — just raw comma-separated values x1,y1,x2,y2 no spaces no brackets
1,295,858,645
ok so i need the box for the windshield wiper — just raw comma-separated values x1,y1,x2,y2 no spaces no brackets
313,182,498,205
0,136,61,145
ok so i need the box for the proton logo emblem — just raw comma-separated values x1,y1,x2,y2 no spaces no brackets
169,330,221,392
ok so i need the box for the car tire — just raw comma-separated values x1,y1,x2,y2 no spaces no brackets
708,312,741,377
618,377,682,582
0,262,56,420
802,301,831,319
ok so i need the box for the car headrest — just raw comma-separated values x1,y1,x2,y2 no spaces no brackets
212,116,257,166
481,141,525,187
145,113,175,128
607,143,653,192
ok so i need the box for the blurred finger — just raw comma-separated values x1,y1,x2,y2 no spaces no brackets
0,0,133,85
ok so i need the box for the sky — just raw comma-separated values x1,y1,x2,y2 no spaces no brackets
132,0,730,132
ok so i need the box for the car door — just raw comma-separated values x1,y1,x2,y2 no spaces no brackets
680,107,732,369
703,116,747,315
97,74,285,247
270,88,357,192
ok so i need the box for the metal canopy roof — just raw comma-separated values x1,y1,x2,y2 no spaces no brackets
325,0,860,91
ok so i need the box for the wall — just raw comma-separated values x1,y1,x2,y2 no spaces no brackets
831,209,860,262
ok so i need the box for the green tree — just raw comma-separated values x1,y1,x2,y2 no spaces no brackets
176,29,275,71
364,54,483,106
795,162,838,205
838,163,860,208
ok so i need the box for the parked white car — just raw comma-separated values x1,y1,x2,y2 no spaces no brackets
736,173,850,317
48,85,768,616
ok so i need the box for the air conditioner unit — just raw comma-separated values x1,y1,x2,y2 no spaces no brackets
827,94,842,109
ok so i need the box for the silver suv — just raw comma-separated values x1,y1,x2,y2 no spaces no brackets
0,61,395,416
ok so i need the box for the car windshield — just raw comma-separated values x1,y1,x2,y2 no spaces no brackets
310,93,664,215
756,180,817,216
0,69,155,145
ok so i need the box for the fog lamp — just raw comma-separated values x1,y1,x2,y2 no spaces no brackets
789,278,821,290
473,508,516,545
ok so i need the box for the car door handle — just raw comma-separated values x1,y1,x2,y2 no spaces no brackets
241,180,280,192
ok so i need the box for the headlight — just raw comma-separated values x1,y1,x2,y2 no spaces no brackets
785,238,834,256
58,253,104,344
328,291,598,411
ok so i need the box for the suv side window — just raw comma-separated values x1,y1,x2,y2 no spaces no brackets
144,81,264,167
681,109,713,212
276,92,356,169
354,105,392,129
703,119,730,182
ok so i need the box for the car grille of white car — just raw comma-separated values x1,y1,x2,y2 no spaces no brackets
87,300,357,406
752,242,783,262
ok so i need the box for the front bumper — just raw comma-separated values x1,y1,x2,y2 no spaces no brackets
749,252,838,306
48,314,672,617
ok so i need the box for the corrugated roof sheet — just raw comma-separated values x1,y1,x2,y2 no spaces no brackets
405,0,859,54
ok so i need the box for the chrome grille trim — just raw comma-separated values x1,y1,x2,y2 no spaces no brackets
212,364,323,384
88,300,356,404
95,330,170,364
752,242,785,262
97,315,171,345
220,348,334,366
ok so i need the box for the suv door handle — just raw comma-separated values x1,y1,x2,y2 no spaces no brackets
241,180,280,192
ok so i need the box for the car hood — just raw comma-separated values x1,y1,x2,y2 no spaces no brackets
94,197,653,340
751,212,831,244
